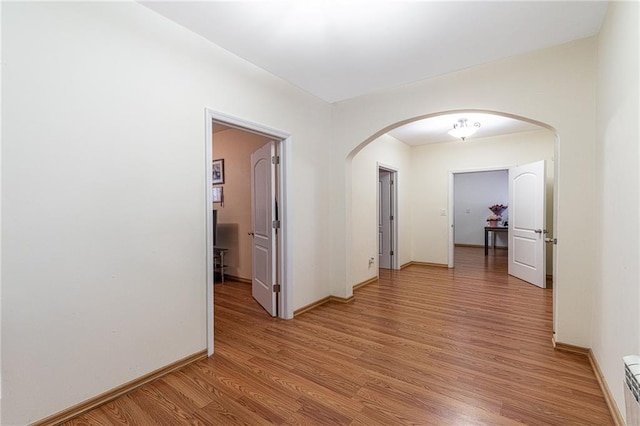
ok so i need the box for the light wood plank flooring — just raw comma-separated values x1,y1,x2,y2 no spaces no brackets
65,247,612,425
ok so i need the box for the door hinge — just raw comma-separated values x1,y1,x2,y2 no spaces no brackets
390,215,394,221
272,156,280,165
272,220,281,229
390,250,394,256
273,284,281,293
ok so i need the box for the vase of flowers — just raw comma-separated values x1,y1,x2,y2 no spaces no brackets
486,215,501,227
488,204,507,216
487,204,507,227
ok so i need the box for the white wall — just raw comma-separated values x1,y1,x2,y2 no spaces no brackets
212,128,270,281
593,1,640,421
0,0,3,416
1,3,332,424
454,170,508,247
333,38,596,348
351,134,411,285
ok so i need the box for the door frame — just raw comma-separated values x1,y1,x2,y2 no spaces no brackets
448,166,510,268
377,163,399,270
205,109,292,356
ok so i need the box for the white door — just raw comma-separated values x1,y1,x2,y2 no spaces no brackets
378,171,393,269
508,160,546,288
251,141,277,316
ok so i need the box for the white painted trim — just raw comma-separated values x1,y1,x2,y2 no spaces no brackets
205,109,293,349
552,133,560,334
208,110,290,140
448,172,454,268
377,163,399,270
450,165,512,174
0,0,4,401
204,110,215,357
280,137,294,318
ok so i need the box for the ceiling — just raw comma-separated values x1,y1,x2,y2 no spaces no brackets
141,1,607,103
141,1,607,144
388,113,542,145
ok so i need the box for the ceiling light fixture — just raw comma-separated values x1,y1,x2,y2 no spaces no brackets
448,119,480,141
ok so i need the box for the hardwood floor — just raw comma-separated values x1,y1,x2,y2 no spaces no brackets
65,247,612,425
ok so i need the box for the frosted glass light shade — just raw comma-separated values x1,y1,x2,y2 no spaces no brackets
448,119,480,140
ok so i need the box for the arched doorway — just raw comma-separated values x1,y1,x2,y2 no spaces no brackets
347,109,559,330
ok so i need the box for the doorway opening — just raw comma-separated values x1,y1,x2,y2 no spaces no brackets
449,168,509,267
448,160,553,290
378,165,398,270
205,109,292,356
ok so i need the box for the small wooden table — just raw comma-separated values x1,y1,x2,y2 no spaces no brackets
484,226,508,255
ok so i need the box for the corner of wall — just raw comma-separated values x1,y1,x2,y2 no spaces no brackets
0,0,4,407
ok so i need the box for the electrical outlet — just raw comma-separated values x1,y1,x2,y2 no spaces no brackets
466,208,471,214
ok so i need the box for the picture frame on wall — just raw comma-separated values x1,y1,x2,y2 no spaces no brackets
212,159,225,184
212,186,223,203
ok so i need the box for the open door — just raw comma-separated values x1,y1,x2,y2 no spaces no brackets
508,160,546,288
378,170,393,269
250,141,277,316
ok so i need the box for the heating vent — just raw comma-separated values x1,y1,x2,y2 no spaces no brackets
623,355,640,425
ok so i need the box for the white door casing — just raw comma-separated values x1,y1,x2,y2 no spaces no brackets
508,160,546,288
378,171,393,269
251,141,277,316
207,109,291,357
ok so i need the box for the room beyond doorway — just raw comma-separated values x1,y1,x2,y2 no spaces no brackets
212,124,272,284
205,109,293,356
449,169,509,266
